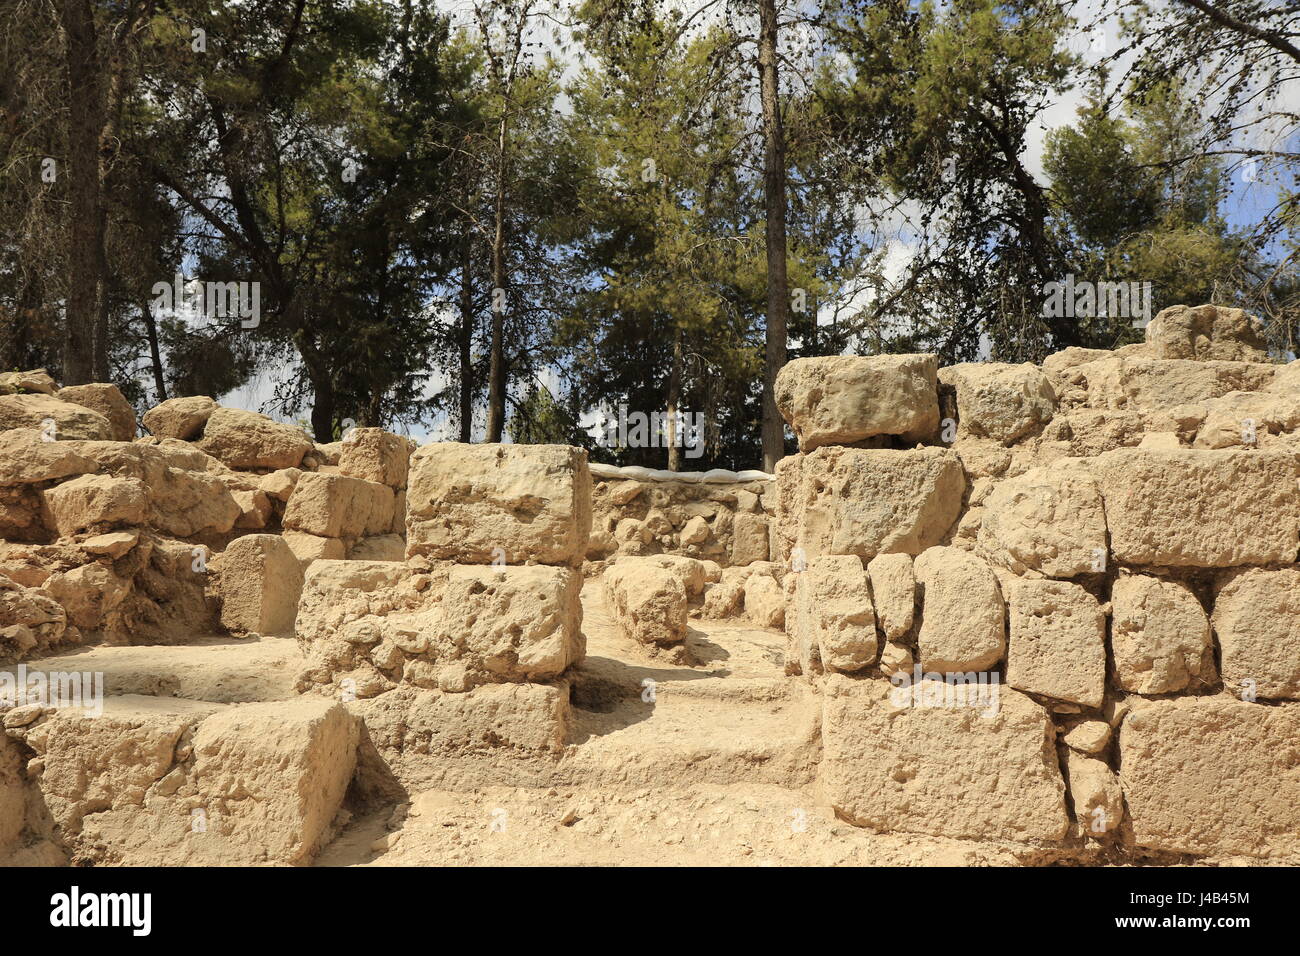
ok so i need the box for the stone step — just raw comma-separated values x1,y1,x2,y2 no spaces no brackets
315,782,1054,867
0,636,301,705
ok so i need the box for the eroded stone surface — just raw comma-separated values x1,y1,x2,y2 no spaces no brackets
406,443,592,566
1095,449,1299,567
775,353,939,450
1120,697,1300,858
820,676,1069,843
777,447,965,564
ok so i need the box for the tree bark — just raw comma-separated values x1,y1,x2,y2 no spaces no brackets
458,226,476,443
666,328,682,471
758,0,789,472
58,0,104,385
140,300,166,401
485,112,510,443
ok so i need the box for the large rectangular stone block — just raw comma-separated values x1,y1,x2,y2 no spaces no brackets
1072,357,1274,412
1119,697,1300,858
775,353,939,451
1212,567,1300,699
283,472,396,539
215,534,304,635
405,443,591,565
819,677,1069,843
1006,578,1105,708
776,447,965,565
1095,449,1299,567
12,696,357,865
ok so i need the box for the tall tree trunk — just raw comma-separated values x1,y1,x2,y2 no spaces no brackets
58,0,104,385
758,0,789,473
666,329,682,471
140,300,166,401
309,374,336,444
458,227,475,443
295,315,336,442
485,113,509,443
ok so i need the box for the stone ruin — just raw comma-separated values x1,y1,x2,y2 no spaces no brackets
0,302,1298,865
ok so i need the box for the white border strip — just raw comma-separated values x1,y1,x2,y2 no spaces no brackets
588,462,774,484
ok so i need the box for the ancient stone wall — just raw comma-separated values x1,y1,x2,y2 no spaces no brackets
769,303,1300,858
2,302,1299,865
585,463,775,568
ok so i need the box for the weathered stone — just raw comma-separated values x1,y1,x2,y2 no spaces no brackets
637,554,707,596
774,353,939,450
1036,409,1146,457
0,576,68,663
680,515,710,545
1067,357,1274,413
1112,574,1214,695
281,531,346,569
283,472,396,539
977,460,1108,577
41,474,148,536
603,560,687,646
406,443,592,566
347,534,406,562
196,407,313,469
877,641,913,677
353,682,571,767
232,488,273,529
820,676,1069,842
1119,697,1300,858
438,565,584,681
258,467,301,503
1063,719,1111,755
731,512,769,565
777,447,965,563
0,393,113,441
1144,304,1268,362
1213,567,1300,700
16,697,357,865
787,555,876,675
1006,578,1105,709
866,552,914,641
913,547,1004,672
43,563,130,633
337,428,410,488
1095,448,1299,567
56,384,136,441
743,572,785,628
141,396,218,440
0,368,57,394
1065,751,1123,836
61,441,241,538
81,531,140,559
940,362,1057,445
0,429,99,486
216,534,304,635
